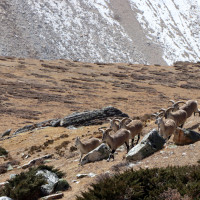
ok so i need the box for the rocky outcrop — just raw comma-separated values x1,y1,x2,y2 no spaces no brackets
173,128,200,145
60,106,128,127
39,193,64,200
36,170,69,196
81,143,110,165
36,169,59,195
126,129,165,161
1,129,11,138
22,154,53,169
10,107,128,136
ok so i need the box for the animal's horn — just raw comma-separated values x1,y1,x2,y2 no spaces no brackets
169,100,175,104
174,101,185,106
159,108,166,113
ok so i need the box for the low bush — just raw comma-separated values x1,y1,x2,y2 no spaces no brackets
0,146,8,156
76,165,200,200
0,165,66,200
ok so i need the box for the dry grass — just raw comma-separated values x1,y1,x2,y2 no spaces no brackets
0,57,200,199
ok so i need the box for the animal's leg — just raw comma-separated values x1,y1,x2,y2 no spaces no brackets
136,133,140,145
125,142,129,153
107,149,115,162
131,139,134,148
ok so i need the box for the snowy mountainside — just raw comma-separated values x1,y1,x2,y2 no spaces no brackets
129,0,200,64
0,0,200,65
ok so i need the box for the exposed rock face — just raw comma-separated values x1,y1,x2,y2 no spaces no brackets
60,106,128,127
36,170,59,195
36,170,69,196
1,129,11,138
81,143,110,165
10,107,128,136
126,129,165,161
22,154,53,169
173,128,200,145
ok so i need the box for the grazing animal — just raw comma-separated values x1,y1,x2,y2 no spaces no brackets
152,113,176,140
99,128,130,161
159,107,187,128
75,136,101,163
119,118,143,147
169,100,200,118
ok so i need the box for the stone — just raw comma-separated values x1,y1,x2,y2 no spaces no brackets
10,174,16,179
13,119,60,135
22,154,53,169
7,164,13,171
76,174,88,179
36,170,59,196
1,129,12,138
60,106,128,127
126,129,165,161
173,128,200,145
39,193,64,200
81,143,110,165
76,173,96,179
0,197,13,200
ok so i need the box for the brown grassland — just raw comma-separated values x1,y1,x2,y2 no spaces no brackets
0,56,200,199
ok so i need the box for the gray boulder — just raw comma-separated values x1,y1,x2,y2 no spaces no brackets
60,106,128,127
126,129,165,161
0,197,13,200
173,128,200,145
81,143,110,165
36,170,59,196
1,129,12,138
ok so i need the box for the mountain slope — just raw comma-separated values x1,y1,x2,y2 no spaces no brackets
0,0,200,65
0,57,200,199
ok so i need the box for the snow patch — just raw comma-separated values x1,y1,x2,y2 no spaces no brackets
129,0,200,65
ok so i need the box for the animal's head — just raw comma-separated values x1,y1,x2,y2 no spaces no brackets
119,117,130,129
155,117,162,125
99,128,112,142
169,100,185,111
75,137,80,147
109,118,120,131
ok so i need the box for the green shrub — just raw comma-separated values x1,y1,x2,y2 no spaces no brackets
76,165,200,200
0,146,8,156
0,165,66,200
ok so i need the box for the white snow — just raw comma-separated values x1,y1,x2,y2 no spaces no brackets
129,0,200,65
25,0,137,63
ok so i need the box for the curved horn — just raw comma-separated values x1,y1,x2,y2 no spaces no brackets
174,101,185,106
159,108,166,113
98,128,105,133
165,107,174,113
151,113,158,118
169,100,175,104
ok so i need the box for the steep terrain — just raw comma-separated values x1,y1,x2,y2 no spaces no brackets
0,0,200,65
0,57,200,199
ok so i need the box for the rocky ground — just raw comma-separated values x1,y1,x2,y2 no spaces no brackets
0,57,200,199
